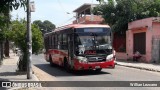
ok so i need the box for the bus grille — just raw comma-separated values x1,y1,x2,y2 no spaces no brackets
87,57,106,62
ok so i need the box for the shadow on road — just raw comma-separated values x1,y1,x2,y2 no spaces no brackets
34,64,111,77
0,72,16,76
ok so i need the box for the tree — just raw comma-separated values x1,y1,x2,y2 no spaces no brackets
0,0,26,13
96,0,105,4
94,0,160,51
0,13,10,59
33,20,56,33
10,19,43,71
32,20,43,29
0,0,26,58
94,0,160,33
43,20,55,32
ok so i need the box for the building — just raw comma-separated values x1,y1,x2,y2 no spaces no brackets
72,3,103,24
119,17,160,63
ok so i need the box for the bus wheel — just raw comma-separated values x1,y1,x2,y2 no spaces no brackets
64,59,71,72
49,55,54,67
95,68,102,72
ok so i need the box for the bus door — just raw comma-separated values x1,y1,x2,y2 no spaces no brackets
67,34,74,68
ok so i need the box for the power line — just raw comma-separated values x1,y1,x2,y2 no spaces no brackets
56,0,70,17
58,16,75,27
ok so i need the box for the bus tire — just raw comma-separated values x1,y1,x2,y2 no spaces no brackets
64,58,71,72
49,55,54,67
95,68,102,72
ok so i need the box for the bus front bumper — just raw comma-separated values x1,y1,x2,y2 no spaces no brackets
74,60,115,70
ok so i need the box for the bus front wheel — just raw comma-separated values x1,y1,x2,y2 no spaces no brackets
95,68,102,72
64,59,72,72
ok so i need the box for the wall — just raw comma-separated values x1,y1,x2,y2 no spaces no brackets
126,18,154,62
126,28,148,61
73,15,103,24
117,17,160,62
128,17,153,30
152,22,160,63
113,33,126,52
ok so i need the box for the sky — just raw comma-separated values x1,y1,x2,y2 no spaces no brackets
11,0,100,27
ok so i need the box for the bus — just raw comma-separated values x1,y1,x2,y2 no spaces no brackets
44,24,116,72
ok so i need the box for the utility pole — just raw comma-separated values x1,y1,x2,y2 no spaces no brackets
90,0,94,21
27,0,32,79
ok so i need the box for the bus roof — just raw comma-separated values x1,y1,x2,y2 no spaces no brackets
44,24,110,36
54,24,110,31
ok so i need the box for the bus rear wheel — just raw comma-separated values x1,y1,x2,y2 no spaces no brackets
49,55,54,67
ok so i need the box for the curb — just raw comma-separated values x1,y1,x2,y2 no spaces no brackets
32,74,40,81
116,63,160,73
32,65,57,81
7,74,40,90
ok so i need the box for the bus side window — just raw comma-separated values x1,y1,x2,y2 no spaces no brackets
45,37,49,51
52,34,55,49
55,34,58,49
48,36,51,49
62,34,67,50
52,35,54,49
58,34,62,49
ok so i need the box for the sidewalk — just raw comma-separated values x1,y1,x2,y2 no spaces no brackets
0,51,39,90
116,60,160,72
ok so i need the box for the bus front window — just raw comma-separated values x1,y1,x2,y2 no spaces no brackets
75,33,112,56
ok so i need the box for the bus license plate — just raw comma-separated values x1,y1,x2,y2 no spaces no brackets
95,66,100,69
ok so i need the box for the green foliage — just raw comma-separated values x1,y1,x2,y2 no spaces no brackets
0,13,11,42
11,19,44,54
33,20,43,28
10,19,44,71
0,0,26,13
11,19,27,52
33,20,56,32
94,0,160,33
0,30,6,42
32,24,44,54
0,0,26,42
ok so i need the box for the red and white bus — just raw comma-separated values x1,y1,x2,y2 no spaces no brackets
44,24,115,72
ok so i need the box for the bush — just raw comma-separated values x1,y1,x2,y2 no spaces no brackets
10,19,43,71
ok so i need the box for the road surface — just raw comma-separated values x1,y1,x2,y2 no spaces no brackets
31,54,160,90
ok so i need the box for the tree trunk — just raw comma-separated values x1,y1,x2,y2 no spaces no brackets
0,42,4,60
0,42,2,60
17,51,27,71
4,39,9,57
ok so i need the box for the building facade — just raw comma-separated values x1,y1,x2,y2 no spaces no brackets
126,17,160,63
72,3,103,24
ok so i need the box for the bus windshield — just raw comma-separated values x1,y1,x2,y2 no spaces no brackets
75,28,112,56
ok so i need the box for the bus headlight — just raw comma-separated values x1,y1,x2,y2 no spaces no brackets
77,56,88,63
106,54,114,61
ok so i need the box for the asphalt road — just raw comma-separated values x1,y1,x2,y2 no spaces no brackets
32,54,160,90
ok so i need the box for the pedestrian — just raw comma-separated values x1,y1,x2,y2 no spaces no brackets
15,48,18,56
133,51,141,62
